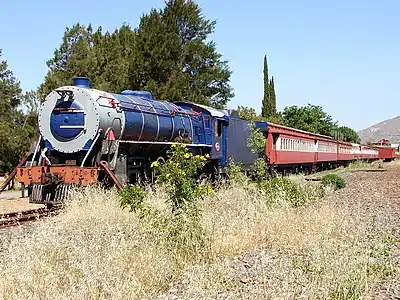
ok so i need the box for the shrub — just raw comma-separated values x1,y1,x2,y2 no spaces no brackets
321,174,346,190
260,177,325,208
249,157,268,182
150,143,213,215
148,143,214,261
226,158,248,185
247,123,265,156
119,184,150,217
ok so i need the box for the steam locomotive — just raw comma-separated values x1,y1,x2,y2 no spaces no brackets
15,77,264,204
11,77,393,205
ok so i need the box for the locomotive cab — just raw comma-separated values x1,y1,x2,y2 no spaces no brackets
176,102,229,168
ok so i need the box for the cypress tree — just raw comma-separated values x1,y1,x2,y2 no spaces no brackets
261,55,270,117
269,76,276,115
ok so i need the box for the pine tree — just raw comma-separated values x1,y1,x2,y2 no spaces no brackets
38,23,96,98
38,1,233,107
130,0,233,107
39,23,136,98
261,55,277,119
261,55,269,117
0,50,22,119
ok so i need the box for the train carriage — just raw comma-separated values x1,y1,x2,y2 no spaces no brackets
265,122,341,172
315,140,337,164
377,147,396,162
360,145,379,160
266,123,316,167
337,141,353,163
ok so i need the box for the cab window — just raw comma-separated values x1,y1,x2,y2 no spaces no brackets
215,119,222,137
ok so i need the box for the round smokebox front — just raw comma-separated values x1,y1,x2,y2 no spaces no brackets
38,87,100,153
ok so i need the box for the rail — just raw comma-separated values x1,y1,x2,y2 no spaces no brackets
0,206,60,229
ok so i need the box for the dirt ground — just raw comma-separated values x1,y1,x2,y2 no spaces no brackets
330,164,400,299
0,196,44,215
0,176,43,214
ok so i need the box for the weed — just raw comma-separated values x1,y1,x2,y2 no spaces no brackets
260,177,325,207
322,173,346,190
119,184,150,217
249,157,268,182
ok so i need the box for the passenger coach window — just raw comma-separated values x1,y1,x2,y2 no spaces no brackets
215,120,222,137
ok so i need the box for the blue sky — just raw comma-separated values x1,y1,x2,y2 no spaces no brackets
0,0,398,131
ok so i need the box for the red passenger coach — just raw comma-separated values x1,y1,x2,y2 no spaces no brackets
266,123,316,166
265,123,340,172
360,145,379,160
315,139,337,163
263,122,383,174
337,141,353,162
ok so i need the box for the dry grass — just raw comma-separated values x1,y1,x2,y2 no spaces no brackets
0,171,399,299
171,187,397,299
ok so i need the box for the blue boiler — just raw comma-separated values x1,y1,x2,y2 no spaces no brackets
112,90,198,143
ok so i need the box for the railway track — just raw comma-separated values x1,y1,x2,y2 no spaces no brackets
0,206,60,229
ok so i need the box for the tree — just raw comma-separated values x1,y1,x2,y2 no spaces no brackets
281,104,360,142
21,90,41,130
0,50,36,172
282,104,336,136
261,55,277,118
38,23,96,98
39,1,233,108
237,105,283,124
237,105,266,122
266,111,283,124
129,0,233,108
91,25,136,92
0,50,21,120
39,23,137,98
269,76,276,114
335,126,360,143
261,55,270,118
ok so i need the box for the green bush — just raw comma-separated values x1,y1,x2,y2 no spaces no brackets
149,143,213,262
150,143,213,215
119,144,214,264
247,123,266,156
119,184,150,217
249,157,268,182
260,177,325,208
226,158,248,185
321,174,346,190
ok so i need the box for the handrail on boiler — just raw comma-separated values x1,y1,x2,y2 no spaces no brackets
119,100,201,118
98,95,202,118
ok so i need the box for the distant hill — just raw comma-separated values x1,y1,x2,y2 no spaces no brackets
357,116,400,144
